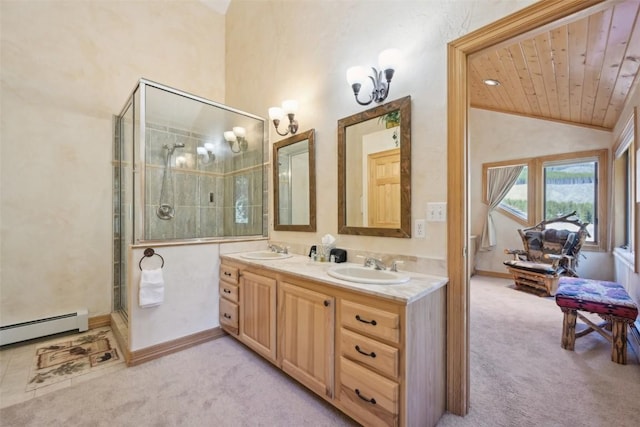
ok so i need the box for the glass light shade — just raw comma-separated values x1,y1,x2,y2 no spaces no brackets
282,100,298,115
233,126,246,138
269,107,284,121
196,147,207,155
346,66,366,86
223,131,236,142
378,48,401,71
204,142,215,152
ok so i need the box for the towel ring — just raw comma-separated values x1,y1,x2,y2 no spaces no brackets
139,248,164,270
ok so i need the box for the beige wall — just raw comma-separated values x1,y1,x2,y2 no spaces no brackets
224,0,535,270
0,1,226,325
469,108,614,280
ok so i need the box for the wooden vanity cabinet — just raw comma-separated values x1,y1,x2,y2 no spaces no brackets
239,270,277,363
278,280,335,399
219,264,239,335
218,258,446,427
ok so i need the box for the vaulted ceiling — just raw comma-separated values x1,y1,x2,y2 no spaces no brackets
469,0,640,131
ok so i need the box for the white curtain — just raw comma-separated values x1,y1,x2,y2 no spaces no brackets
479,165,525,251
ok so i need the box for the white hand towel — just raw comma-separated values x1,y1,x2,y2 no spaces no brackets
139,268,165,308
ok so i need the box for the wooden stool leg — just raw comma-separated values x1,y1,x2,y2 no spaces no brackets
611,321,628,365
561,310,577,351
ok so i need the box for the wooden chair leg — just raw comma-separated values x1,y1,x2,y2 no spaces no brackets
611,321,628,365
561,310,577,351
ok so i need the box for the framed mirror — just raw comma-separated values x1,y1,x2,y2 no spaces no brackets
338,96,411,238
273,129,316,231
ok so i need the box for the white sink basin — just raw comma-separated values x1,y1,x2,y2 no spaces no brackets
240,251,292,260
327,265,410,285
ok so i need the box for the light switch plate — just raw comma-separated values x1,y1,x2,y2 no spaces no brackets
427,202,446,222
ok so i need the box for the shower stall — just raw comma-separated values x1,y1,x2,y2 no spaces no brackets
113,79,266,320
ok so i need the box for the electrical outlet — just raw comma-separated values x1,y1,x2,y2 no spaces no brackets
415,219,426,238
427,202,447,222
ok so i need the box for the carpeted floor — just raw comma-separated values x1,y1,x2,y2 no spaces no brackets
1,276,639,426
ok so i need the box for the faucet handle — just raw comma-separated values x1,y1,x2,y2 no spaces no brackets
390,260,404,272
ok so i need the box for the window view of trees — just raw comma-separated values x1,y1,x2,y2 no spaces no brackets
485,149,606,248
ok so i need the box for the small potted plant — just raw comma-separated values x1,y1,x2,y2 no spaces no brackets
379,110,400,128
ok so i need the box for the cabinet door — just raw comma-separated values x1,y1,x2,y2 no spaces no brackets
278,281,335,398
239,271,277,362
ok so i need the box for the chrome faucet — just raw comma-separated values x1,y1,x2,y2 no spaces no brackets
268,244,288,254
364,257,386,270
390,260,404,272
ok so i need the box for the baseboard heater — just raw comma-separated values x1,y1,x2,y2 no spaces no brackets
0,309,88,346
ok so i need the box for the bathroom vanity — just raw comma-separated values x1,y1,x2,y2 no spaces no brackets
218,253,447,427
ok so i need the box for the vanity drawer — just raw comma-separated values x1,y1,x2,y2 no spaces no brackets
219,298,239,335
220,264,239,285
341,300,400,344
341,328,399,379
339,357,399,427
219,282,239,303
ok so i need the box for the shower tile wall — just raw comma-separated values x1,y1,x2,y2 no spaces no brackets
144,123,262,240
145,124,222,239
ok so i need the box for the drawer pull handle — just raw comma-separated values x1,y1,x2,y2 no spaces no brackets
224,272,232,277
223,288,231,294
355,315,377,326
355,345,376,358
355,389,376,405
223,313,232,319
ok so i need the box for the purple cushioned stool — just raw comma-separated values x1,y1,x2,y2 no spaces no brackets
555,277,638,364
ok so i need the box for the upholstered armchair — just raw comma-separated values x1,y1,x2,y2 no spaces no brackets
504,211,590,296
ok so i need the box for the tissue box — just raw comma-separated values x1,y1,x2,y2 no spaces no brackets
330,248,347,263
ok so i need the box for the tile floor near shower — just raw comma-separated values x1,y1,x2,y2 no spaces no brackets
0,328,126,408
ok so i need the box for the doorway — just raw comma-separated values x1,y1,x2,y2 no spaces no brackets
446,0,604,416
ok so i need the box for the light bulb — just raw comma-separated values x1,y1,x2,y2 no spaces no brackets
378,48,401,71
204,142,215,152
346,66,366,86
224,131,236,142
282,100,298,115
233,126,246,138
269,107,284,121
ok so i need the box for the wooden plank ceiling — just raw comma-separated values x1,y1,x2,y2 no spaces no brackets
469,0,640,130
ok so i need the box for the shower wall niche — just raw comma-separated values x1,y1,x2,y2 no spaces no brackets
113,79,266,315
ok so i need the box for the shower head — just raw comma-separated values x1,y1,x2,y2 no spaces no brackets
165,142,186,155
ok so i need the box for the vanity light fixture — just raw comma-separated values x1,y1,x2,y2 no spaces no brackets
346,48,401,106
268,100,299,136
223,127,248,154
197,142,216,164
483,79,501,86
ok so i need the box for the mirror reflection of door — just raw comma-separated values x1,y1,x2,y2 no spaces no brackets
368,148,400,227
360,126,400,228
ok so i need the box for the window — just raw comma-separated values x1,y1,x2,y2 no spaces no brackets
543,159,597,242
483,149,608,251
613,111,636,271
499,166,528,222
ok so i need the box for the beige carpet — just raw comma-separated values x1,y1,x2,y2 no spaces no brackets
1,276,639,426
438,276,640,427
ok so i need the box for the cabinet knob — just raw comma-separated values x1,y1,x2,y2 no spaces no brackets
323,300,330,307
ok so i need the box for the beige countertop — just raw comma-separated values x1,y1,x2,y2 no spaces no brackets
221,252,448,304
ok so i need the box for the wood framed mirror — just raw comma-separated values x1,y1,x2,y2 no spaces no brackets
338,96,411,238
273,129,316,231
